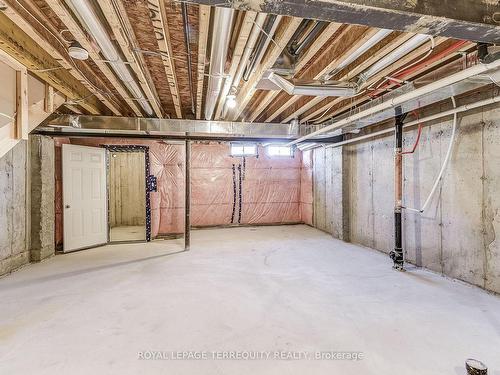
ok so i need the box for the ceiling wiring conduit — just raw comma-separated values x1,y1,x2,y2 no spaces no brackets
288,59,500,145
65,0,153,116
204,7,234,120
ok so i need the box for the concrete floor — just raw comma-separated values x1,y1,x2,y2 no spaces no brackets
110,225,146,242
0,225,499,375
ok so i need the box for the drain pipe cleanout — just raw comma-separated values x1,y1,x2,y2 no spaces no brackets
390,109,407,271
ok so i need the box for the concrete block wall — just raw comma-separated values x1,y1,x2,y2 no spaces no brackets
311,100,500,294
0,141,28,275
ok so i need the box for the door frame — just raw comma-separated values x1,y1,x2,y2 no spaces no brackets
104,145,152,242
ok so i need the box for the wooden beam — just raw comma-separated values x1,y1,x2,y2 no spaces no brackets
214,11,257,120
0,13,104,115
230,16,303,121
16,68,29,139
182,0,500,43
96,0,163,117
3,0,121,115
195,5,210,119
44,84,54,113
147,0,183,118
44,0,144,116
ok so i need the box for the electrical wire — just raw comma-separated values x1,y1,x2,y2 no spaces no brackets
403,96,458,213
0,112,16,121
250,17,285,51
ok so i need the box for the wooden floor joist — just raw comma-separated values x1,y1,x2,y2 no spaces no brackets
266,25,379,122
2,1,123,116
0,13,105,115
147,0,183,118
96,0,163,118
44,0,144,116
250,21,342,122
301,37,449,123
229,16,303,121
195,5,210,119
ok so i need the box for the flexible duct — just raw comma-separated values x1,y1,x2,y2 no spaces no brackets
65,0,153,116
204,7,234,120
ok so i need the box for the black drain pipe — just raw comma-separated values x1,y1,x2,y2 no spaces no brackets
390,108,407,270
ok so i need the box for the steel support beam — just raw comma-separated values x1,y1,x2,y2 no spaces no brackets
191,0,500,43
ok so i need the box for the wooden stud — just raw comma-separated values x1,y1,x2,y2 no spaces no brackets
16,67,28,139
44,83,54,113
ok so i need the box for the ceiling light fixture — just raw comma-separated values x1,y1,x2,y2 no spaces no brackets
226,94,237,109
68,41,89,60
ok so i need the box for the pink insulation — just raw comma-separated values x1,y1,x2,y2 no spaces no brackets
300,150,314,225
54,138,313,245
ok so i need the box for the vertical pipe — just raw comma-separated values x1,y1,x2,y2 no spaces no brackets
184,140,191,250
390,109,407,270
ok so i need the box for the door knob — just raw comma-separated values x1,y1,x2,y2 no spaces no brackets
65,205,70,209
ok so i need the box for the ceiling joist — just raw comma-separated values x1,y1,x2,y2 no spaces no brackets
147,0,183,118
44,0,144,116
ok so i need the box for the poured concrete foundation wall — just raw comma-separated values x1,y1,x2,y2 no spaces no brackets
312,99,500,294
30,135,55,262
0,141,28,276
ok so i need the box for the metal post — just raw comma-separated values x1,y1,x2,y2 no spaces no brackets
184,140,191,250
390,109,407,270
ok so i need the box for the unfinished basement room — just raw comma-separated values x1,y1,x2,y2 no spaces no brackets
1,0,500,374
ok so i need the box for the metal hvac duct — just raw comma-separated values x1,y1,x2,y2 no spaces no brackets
264,71,357,96
65,0,153,116
204,7,234,120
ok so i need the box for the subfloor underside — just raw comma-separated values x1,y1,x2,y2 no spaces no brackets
0,225,499,374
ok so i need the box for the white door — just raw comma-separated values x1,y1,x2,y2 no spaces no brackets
63,144,107,252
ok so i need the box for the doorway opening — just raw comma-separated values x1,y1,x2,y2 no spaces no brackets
107,146,148,242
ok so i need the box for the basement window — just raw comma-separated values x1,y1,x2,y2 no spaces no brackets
266,145,293,157
230,143,258,157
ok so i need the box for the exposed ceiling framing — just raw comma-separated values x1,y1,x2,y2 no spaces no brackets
0,0,485,125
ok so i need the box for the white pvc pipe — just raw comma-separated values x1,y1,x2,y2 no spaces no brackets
324,29,392,80
325,96,500,149
288,60,500,145
359,34,432,82
404,97,458,213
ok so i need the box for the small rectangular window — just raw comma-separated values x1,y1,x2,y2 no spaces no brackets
230,143,257,157
266,145,293,157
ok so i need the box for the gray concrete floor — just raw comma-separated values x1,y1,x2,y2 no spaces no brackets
0,225,499,375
